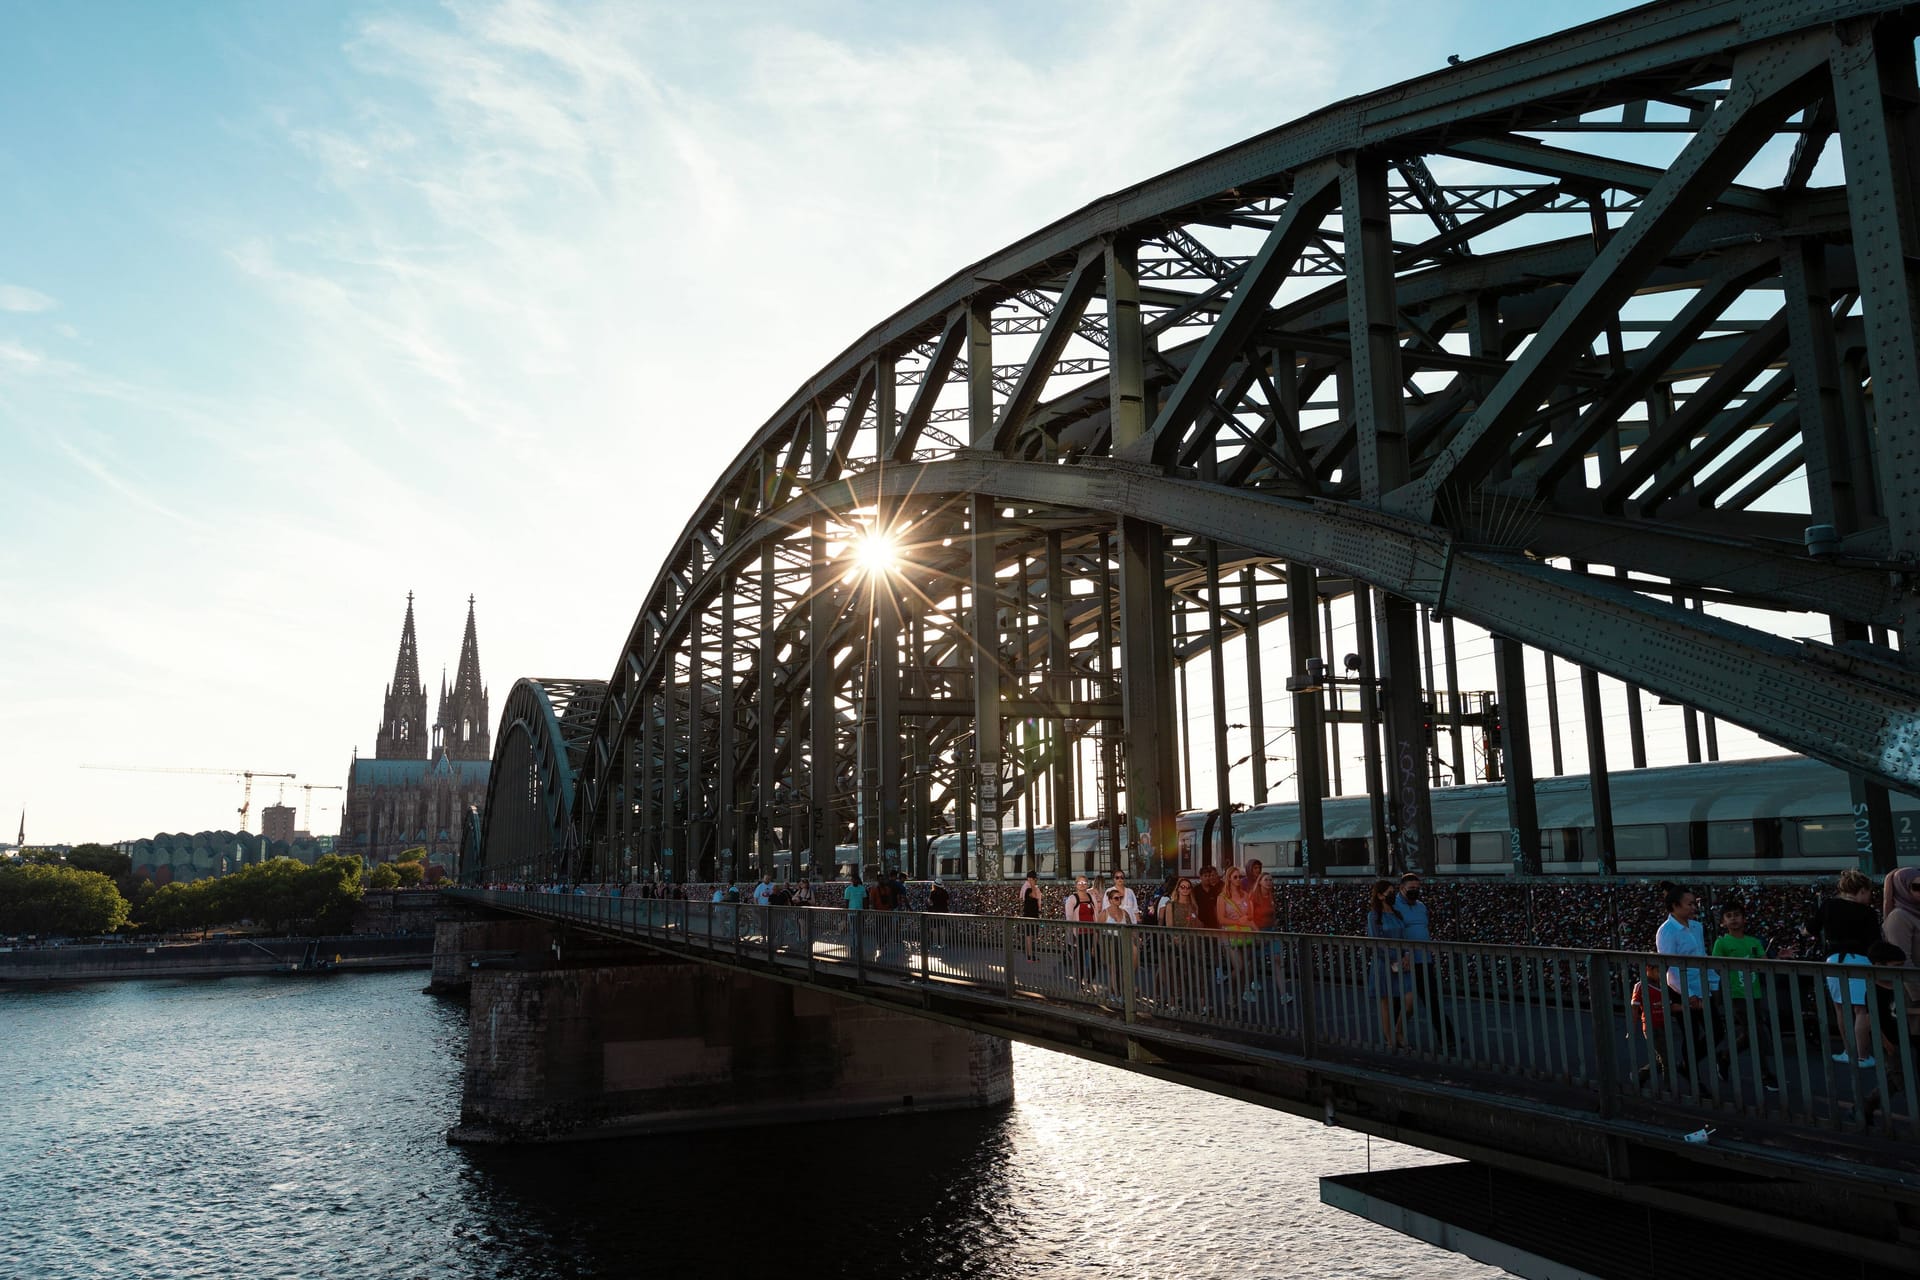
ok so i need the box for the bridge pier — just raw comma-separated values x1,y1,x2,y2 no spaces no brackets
447,935,1012,1142
425,916,554,995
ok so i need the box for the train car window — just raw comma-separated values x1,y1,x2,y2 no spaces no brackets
1330,838,1371,867
1468,831,1504,864
1614,825,1668,861
1791,816,1854,857
1706,820,1756,859
1900,814,1918,857
1547,828,1581,862
1279,840,1301,869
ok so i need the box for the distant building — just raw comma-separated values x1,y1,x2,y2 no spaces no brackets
340,594,491,867
120,831,324,885
259,804,297,845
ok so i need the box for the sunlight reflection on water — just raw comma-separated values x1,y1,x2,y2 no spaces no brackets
1,972,1501,1280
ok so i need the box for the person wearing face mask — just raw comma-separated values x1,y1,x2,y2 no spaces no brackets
1396,873,1457,1053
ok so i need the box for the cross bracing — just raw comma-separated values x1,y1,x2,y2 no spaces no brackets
476,0,1920,889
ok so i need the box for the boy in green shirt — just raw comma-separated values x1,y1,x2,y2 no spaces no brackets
1712,902,1780,1091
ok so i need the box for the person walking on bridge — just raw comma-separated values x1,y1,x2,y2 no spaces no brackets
1366,879,1412,1048
1808,868,1881,1067
1396,873,1455,1052
1656,883,1729,1091
1018,871,1044,961
844,869,868,965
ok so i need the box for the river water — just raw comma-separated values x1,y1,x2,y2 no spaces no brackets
1,971,1502,1280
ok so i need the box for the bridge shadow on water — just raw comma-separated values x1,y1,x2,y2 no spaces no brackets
450,1105,1026,1280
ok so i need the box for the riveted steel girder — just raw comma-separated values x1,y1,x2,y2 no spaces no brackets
824,458,1920,797
540,0,1920,873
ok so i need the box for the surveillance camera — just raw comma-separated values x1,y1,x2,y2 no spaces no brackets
1343,654,1361,673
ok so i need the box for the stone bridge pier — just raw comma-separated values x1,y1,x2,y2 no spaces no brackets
436,918,1013,1142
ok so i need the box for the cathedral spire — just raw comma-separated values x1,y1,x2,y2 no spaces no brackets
375,592,430,760
438,594,491,762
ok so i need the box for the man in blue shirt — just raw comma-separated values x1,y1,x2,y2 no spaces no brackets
1397,873,1457,1052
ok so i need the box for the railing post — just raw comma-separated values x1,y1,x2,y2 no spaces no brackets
805,909,816,980
920,916,931,983
1004,918,1017,997
1121,926,1137,1024
1587,951,1621,1118
855,910,866,984
1293,936,1318,1059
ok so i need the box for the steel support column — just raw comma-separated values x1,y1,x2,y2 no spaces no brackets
1242,567,1271,805
1376,592,1435,875
1834,17,1920,651
970,497,1003,876
1119,516,1178,875
808,515,836,876
1047,530,1074,879
1288,563,1327,876
756,541,777,876
1207,540,1235,858
1493,635,1541,875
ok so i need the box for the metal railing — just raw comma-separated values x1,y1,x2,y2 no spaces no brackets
461,890,1920,1159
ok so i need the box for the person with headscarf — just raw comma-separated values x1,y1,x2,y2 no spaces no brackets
1883,867,1920,1009
1884,867,1920,970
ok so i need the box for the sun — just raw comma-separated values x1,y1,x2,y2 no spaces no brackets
851,528,902,579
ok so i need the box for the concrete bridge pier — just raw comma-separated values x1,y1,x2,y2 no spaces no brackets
443,925,1013,1142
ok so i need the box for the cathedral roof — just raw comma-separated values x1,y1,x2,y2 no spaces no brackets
349,756,490,786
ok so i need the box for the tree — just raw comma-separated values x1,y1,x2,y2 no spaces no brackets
391,861,425,888
396,847,426,864
67,843,131,881
366,863,402,890
0,864,131,936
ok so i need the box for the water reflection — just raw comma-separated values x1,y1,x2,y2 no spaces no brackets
3,971,1497,1280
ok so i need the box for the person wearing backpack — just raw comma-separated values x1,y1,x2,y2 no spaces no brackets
1064,876,1098,986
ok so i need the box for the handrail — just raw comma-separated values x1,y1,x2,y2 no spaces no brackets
452,889,1920,1176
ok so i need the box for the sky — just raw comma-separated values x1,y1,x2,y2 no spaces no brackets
0,0,1651,844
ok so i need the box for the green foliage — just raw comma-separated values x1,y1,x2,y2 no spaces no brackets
391,861,425,888
0,864,131,936
140,855,364,937
66,843,131,881
395,847,426,863
366,863,402,890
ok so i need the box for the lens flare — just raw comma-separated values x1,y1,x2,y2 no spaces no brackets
851,529,901,578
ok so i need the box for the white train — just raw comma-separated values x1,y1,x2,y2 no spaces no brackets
765,756,1918,881
1175,755,1920,878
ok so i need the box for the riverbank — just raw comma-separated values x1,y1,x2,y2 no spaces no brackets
0,934,433,983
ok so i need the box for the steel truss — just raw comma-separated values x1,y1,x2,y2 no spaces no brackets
477,0,1920,887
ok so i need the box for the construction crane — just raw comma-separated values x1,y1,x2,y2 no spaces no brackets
283,783,343,832
81,765,298,833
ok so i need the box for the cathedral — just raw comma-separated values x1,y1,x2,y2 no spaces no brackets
340,594,492,867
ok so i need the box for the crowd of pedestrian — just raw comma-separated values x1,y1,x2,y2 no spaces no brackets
1638,868,1920,1102
487,864,1920,1097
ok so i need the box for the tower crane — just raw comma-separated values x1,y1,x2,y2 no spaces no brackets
80,765,298,833
285,783,343,832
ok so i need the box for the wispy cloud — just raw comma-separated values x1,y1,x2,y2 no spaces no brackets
52,437,212,531
0,284,55,313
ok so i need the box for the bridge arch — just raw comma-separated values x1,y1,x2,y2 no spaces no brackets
498,1,1920,883
474,678,606,884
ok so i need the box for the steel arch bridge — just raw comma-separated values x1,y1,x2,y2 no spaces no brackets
471,678,606,883
478,0,1920,887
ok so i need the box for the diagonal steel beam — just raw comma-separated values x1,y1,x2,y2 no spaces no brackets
1520,246,1778,493
990,249,1103,452
894,308,966,463
825,458,1920,798
1393,38,1828,516
1133,164,1341,467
